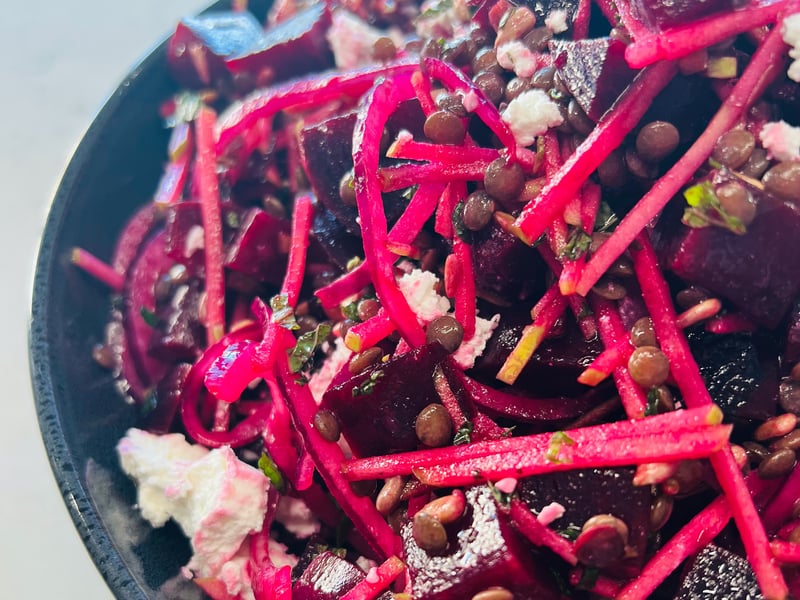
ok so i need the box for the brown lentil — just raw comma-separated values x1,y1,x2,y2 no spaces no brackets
372,36,397,62
415,403,453,447
473,70,505,106
628,345,670,388
471,588,514,600
762,161,800,202
754,413,798,441
421,37,441,59
772,429,800,452
339,170,357,206
424,110,467,145
591,277,627,301
712,129,756,169
426,315,464,353
357,298,381,322
575,514,628,568
669,459,706,495
441,38,473,67
350,479,378,497
566,99,595,135
376,476,406,515
348,347,384,375
419,491,466,524
437,93,468,118
630,317,657,348
607,256,634,278
741,147,770,179
625,147,660,180
522,26,553,52
676,286,710,310
715,181,756,226
484,157,525,205
463,191,496,231
596,150,629,189
651,385,675,413
262,194,287,219
743,441,771,465
412,511,449,552
678,49,709,75
496,6,536,46
504,76,531,103
779,379,800,415
471,48,501,75
313,409,341,442
649,495,674,532
296,314,319,335
636,121,680,163
530,66,556,90
730,444,749,470
757,448,797,479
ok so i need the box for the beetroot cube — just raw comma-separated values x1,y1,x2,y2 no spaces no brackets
293,551,392,600
224,207,288,286
630,0,737,30
402,486,559,599
321,343,448,457
675,544,760,599
662,173,800,328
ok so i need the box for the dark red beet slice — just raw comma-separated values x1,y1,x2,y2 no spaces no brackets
167,11,264,88
149,283,205,363
112,203,162,274
224,207,289,286
225,3,333,81
550,37,635,122
518,467,650,572
661,171,800,329
630,0,738,31
674,544,761,599
140,363,191,433
784,300,800,365
470,308,602,397
164,201,206,275
471,220,546,304
321,343,448,457
122,232,171,401
687,329,778,421
292,551,392,600
310,204,365,272
401,486,560,599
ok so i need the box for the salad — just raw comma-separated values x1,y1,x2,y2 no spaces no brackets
71,0,800,598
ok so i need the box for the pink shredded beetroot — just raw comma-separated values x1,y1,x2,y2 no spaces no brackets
314,261,372,309
195,106,226,344
345,308,396,352
340,556,406,600
625,0,789,68
705,311,758,334
387,135,501,164
578,21,789,296
386,183,445,248
509,498,578,566
70,248,125,291
762,463,800,533
631,231,788,600
280,194,314,306
453,237,476,340
514,60,677,245
379,159,494,192
352,74,426,348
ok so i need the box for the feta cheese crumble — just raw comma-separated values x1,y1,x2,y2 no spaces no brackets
117,429,271,595
545,9,569,34
502,88,564,147
327,10,385,69
497,41,538,78
783,12,800,83
760,120,800,162
537,502,566,526
398,268,500,368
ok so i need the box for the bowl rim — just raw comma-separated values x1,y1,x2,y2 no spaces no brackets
28,37,170,600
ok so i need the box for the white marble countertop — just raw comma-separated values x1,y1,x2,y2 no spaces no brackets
1,1,203,597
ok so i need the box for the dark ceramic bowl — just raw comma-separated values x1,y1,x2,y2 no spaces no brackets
29,2,267,598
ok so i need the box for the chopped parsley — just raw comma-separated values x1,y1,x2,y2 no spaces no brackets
546,431,576,464
560,228,592,261
288,323,332,374
682,180,747,235
270,294,300,330
257,452,286,493
352,370,384,397
453,420,474,445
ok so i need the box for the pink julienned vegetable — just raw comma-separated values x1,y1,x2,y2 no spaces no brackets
79,1,800,598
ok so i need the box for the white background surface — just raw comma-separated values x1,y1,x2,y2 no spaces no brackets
0,1,203,597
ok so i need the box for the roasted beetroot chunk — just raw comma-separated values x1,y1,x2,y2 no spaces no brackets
471,308,601,397
321,343,448,457
661,172,800,328
471,221,546,303
224,207,289,285
149,282,205,363
518,467,651,571
630,0,739,30
687,329,778,421
402,486,559,599
293,551,392,600
674,544,761,600
550,38,636,121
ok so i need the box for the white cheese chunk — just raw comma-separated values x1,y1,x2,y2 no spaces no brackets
502,88,564,147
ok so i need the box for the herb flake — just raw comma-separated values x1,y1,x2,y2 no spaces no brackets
288,323,332,374
352,370,385,397
546,431,576,464
270,294,299,331
453,421,474,445
682,180,747,235
257,452,286,493
560,228,592,261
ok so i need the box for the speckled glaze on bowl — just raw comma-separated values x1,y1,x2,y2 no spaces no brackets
28,2,267,598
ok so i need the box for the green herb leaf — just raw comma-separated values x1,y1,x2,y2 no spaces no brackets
167,91,203,127
140,307,160,328
453,421,474,445
341,301,360,322
288,323,332,374
546,431,576,464
257,452,286,493
352,370,385,397
645,387,660,417
682,181,746,235
452,201,473,244
558,524,582,541
594,202,619,233
560,228,592,261
270,294,300,330
578,568,600,590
